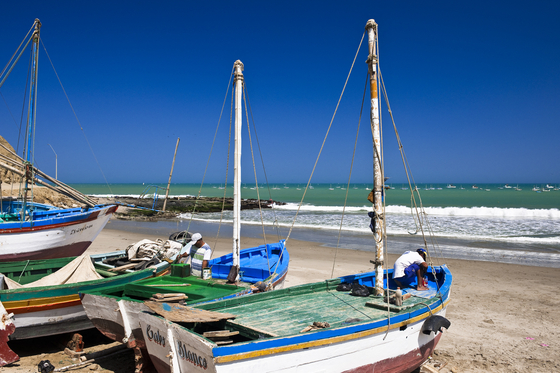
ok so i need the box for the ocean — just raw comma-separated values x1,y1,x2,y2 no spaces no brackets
72,182,560,268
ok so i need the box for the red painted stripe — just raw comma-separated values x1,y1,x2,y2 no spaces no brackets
0,241,91,261
342,333,443,373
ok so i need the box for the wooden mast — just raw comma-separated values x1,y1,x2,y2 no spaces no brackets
162,137,180,212
232,60,244,280
22,19,42,221
366,19,384,295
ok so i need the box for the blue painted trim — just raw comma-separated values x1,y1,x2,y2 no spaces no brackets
207,265,451,358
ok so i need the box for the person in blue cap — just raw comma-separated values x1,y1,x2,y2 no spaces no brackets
392,248,429,291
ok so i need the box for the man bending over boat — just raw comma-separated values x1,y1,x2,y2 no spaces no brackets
393,248,429,291
177,233,212,278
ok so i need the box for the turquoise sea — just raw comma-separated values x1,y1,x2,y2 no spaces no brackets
71,182,560,268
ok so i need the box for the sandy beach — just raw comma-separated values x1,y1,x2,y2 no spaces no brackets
5,222,560,373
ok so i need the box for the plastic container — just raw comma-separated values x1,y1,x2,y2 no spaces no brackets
202,267,212,280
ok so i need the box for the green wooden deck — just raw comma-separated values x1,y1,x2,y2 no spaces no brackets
84,264,252,305
224,290,428,336
194,280,440,338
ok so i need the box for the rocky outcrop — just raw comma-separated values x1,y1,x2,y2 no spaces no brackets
97,195,286,221
0,135,18,184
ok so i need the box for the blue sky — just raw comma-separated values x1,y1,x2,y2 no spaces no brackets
1,1,559,185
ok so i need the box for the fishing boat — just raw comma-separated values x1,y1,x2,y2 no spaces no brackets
80,241,288,360
0,249,171,366
81,60,289,371
0,250,170,340
0,20,117,262
138,19,452,373
0,199,117,262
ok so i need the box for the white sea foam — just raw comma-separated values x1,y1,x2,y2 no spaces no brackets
178,205,560,246
274,203,560,220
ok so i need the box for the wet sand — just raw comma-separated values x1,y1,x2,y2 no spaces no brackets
5,222,560,372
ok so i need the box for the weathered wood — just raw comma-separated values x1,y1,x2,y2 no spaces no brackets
108,263,137,272
144,301,236,323
153,293,183,299
149,295,188,303
226,319,278,338
215,340,234,345
202,330,239,338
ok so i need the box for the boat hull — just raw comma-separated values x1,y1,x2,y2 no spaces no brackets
139,265,451,373
140,305,447,373
9,302,93,339
82,241,289,350
82,260,288,349
0,204,117,262
0,255,168,340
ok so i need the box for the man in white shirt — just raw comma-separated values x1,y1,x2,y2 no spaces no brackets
392,248,429,291
178,233,212,278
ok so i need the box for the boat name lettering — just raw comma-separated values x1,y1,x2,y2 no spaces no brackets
70,224,93,235
146,325,165,346
177,340,207,369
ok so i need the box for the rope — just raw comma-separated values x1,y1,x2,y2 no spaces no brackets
242,84,272,277
0,21,35,89
285,31,366,244
329,73,369,279
378,66,445,265
244,85,282,241
180,65,235,250
40,39,112,195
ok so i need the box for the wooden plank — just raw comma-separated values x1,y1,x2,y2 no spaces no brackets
225,319,279,338
215,340,233,345
203,330,239,338
149,295,188,303
146,283,190,287
153,293,183,299
108,263,137,272
144,301,236,323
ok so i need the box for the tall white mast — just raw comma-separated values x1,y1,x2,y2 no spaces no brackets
232,60,244,280
366,20,384,295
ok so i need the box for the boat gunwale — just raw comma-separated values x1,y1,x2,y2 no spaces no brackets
0,204,117,232
162,265,451,361
0,265,160,301
212,298,451,363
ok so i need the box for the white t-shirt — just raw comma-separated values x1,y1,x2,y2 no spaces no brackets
393,251,425,279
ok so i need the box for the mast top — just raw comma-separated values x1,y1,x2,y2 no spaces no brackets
365,19,377,31
33,19,42,34
234,60,244,78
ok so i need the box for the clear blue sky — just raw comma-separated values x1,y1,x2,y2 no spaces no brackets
1,1,559,185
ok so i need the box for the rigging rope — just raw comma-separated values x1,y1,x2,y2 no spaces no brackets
213,76,234,250
244,85,282,241
329,73,369,279
242,84,272,277
285,31,366,244
40,39,112,196
183,64,235,248
378,65,444,267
